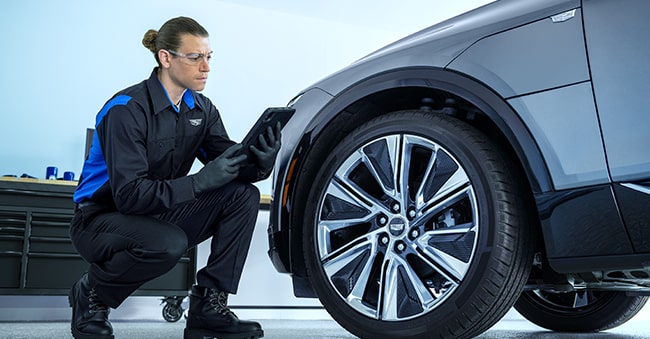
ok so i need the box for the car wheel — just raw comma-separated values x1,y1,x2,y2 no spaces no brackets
515,289,648,332
302,110,535,338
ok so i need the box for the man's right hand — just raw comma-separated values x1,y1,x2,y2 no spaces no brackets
190,144,248,194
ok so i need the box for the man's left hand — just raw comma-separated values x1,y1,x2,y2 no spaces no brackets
250,121,282,172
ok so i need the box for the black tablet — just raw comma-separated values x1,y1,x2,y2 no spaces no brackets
238,106,295,160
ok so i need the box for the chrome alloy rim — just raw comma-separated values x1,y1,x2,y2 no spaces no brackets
316,134,479,321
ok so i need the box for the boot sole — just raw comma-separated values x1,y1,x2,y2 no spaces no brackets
184,327,264,339
70,328,115,339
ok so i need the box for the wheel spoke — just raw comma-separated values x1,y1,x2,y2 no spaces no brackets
416,226,474,282
573,291,589,308
418,169,469,212
319,180,379,256
401,136,469,211
380,255,435,320
347,261,379,317
322,237,379,317
322,180,377,227
334,159,391,215
398,136,413,206
403,135,437,207
321,234,373,267
419,185,474,224
360,136,401,196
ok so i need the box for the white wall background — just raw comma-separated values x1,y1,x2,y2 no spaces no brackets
0,0,491,194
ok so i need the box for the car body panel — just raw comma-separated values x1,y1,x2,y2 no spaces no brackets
508,82,608,190
448,7,588,99
615,183,650,253
583,0,650,183
536,184,632,260
313,0,580,96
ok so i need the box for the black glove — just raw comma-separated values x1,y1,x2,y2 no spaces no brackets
250,122,282,174
190,144,248,194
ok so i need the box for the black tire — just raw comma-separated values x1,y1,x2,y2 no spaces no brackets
515,290,648,332
302,110,535,338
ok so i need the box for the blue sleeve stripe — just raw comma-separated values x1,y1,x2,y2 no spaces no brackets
73,95,132,203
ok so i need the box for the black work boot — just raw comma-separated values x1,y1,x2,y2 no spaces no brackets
68,273,113,339
184,285,263,339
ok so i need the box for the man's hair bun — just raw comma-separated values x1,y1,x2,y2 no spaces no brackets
142,29,158,53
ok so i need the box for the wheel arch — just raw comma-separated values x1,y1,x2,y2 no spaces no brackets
286,66,550,277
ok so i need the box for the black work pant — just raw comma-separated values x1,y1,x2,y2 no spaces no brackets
69,181,260,308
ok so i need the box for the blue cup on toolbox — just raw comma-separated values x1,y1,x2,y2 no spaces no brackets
63,171,75,181
46,166,58,180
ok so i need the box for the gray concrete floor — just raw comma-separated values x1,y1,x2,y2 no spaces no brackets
0,319,350,339
1,317,649,339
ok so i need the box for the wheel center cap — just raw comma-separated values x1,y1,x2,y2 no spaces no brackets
388,217,407,236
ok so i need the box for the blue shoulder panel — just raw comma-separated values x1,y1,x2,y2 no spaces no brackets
73,95,132,203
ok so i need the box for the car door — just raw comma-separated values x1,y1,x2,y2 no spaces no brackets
583,0,650,252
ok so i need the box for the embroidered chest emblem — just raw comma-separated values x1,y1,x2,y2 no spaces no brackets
189,119,203,126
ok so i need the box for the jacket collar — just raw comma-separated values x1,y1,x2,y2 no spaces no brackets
146,67,205,114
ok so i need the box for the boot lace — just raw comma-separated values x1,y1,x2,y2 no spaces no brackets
88,289,110,314
208,290,235,316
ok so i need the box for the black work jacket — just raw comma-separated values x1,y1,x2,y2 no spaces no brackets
73,68,258,215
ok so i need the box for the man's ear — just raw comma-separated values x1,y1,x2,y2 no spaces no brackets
158,49,172,69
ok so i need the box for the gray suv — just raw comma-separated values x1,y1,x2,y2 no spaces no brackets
267,0,650,337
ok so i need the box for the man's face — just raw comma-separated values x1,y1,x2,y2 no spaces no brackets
167,34,212,92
